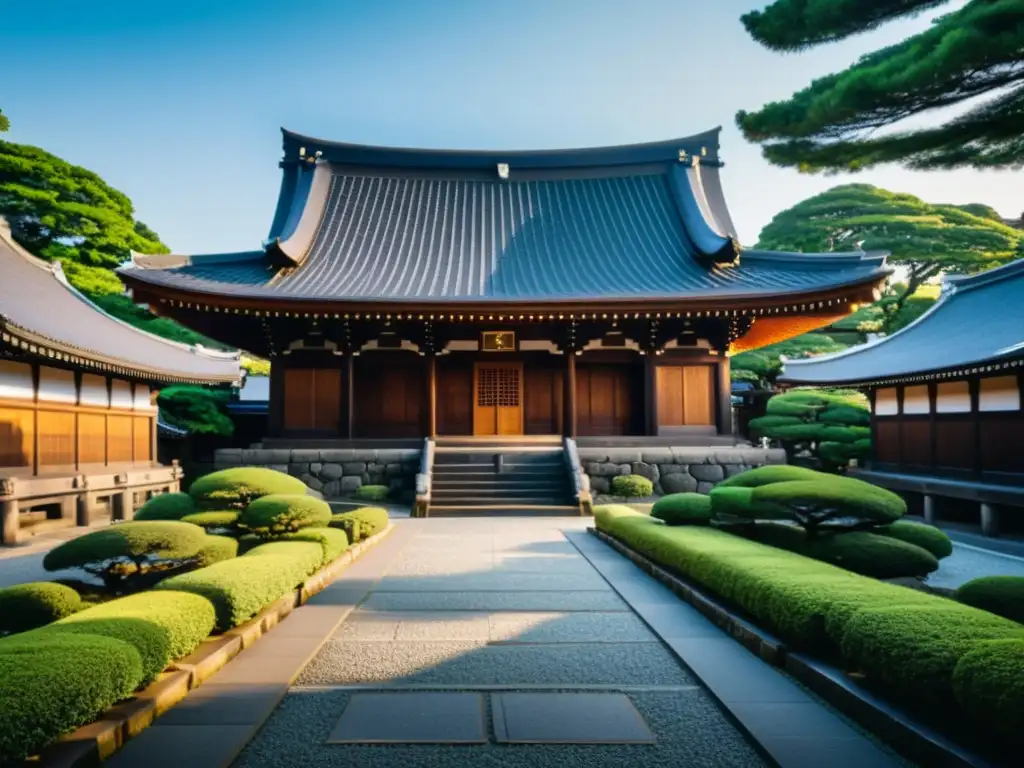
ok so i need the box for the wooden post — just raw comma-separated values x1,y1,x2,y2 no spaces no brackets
867,389,878,469
564,351,577,438
427,355,437,437
927,382,937,471
716,357,733,437
346,354,356,440
267,361,285,437
644,355,658,436
969,377,982,477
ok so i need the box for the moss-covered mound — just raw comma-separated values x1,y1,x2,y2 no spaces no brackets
611,474,653,498
134,492,197,521
189,467,307,510
651,493,712,526
0,583,83,635
354,484,389,502
955,576,1024,624
329,507,389,543
878,519,953,559
239,494,332,537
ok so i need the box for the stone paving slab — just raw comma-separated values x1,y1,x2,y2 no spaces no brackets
487,611,655,643
296,640,693,686
374,571,610,592
106,723,258,768
327,692,487,744
157,682,288,726
362,589,628,612
492,692,656,744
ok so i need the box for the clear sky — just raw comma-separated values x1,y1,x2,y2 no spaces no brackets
3,0,1018,253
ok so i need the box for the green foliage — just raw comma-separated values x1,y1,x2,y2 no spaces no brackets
157,386,235,437
86,293,227,348
195,535,239,567
0,633,143,761
181,511,240,529
241,356,270,376
329,507,389,543
0,109,8,132
354,484,389,501
134,492,197,521
155,551,314,630
737,2,1024,172
276,527,349,565
731,333,849,385
952,640,1024,744
749,389,872,472
0,583,83,635
42,521,208,590
611,474,654,499
955,576,1024,624
879,520,953,559
243,540,324,577
717,464,824,488
651,493,713,526
189,467,307,510
239,494,332,537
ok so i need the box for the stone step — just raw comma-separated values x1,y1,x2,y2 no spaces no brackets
428,503,580,514
426,495,572,507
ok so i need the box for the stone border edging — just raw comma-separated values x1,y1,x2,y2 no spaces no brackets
34,524,396,768
589,526,999,768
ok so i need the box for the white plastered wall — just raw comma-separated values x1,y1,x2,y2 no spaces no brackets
37,366,76,404
902,384,930,415
979,375,1021,412
79,374,109,407
936,380,972,413
0,360,35,400
874,387,898,416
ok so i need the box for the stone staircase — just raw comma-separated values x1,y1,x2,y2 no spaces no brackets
428,438,578,514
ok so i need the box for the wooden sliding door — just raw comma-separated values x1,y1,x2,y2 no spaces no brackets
283,367,342,435
656,365,714,429
473,363,523,436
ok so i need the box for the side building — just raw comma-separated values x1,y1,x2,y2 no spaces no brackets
119,127,888,447
0,219,241,543
781,260,1024,536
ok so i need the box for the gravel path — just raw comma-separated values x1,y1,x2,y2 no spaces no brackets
926,542,1024,589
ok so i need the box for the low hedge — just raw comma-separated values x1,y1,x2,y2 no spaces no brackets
195,535,239,567
878,519,953,559
611,474,653,498
277,527,349,565
154,552,314,630
354,484,389,502
952,639,1024,743
954,576,1024,624
180,511,240,530
134,492,197,521
330,507,389,543
189,467,307,510
243,540,324,576
651,493,712,526
0,582,83,635
239,494,332,537
0,633,143,761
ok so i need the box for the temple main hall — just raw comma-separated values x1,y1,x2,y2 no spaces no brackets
120,127,888,444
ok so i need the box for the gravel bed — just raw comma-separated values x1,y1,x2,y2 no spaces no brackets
362,590,628,612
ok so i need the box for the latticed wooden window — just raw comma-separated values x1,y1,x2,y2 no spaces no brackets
478,366,519,407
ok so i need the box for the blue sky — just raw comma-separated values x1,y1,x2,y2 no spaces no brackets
3,0,1017,253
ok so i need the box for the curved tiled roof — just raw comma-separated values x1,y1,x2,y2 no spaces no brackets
780,259,1024,386
0,219,241,385
122,128,889,306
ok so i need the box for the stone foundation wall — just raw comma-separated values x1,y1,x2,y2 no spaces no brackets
214,447,420,501
578,446,787,500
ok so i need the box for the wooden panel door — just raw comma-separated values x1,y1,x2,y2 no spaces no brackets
0,405,34,468
283,368,341,435
524,366,563,434
437,364,473,435
354,354,425,438
657,365,714,427
576,365,632,436
474,363,523,436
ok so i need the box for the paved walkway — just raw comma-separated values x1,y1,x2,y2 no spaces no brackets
109,517,907,768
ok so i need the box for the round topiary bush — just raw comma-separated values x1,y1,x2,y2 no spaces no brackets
716,465,825,489
239,494,332,538
134,492,197,521
195,535,240,567
0,583,83,635
611,474,653,499
651,493,713,526
329,507,389,543
354,484,389,502
0,633,143,761
181,510,240,530
954,576,1024,624
952,639,1024,744
276,527,349,565
879,520,953,559
189,467,307,510
42,521,209,590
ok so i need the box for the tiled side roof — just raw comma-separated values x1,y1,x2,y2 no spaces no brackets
780,259,1024,386
0,220,241,384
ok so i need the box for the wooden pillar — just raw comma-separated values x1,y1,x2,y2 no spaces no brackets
0,479,18,545
564,351,578,438
716,357,733,436
31,364,39,477
895,386,905,471
969,377,982,476
267,361,285,438
346,354,356,440
927,382,937,471
426,355,437,437
867,389,878,469
644,355,658,436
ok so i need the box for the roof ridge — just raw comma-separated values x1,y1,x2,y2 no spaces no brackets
943,256,1024,293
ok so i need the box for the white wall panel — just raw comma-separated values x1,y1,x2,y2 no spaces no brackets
874,387,898,416
902,384,930,415
37,366,76,404
979,375,1021,412
79,374,109,407
0,361,34,400
936,381,972,413
110,379,133,409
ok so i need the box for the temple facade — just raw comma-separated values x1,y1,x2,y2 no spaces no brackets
0,219,241,543
120,127,888,448
781,260,1024,535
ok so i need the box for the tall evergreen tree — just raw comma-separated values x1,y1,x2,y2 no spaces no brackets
0,109,9,132
737,0,1024,172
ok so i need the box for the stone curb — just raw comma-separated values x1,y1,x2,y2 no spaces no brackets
589,527,997,768
34,525,396,768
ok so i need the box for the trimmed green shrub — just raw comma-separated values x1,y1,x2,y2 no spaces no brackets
952,639,1024,743
611,474,653,499
955,576,1024,624
354,484,389,502
716,465,824,488
277,527,349,565
195,535,239,567
0,634,143,760
155,553,313,630
239,494,332,538
42,521,208,590
879,520,953,559
594,504,645,529
189,467,306,510
0,583,83,635
243,540,324,576
840,605,1024,709
134,492,196,521
329,507,389,543
651,493,712,526
180,510,240,530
